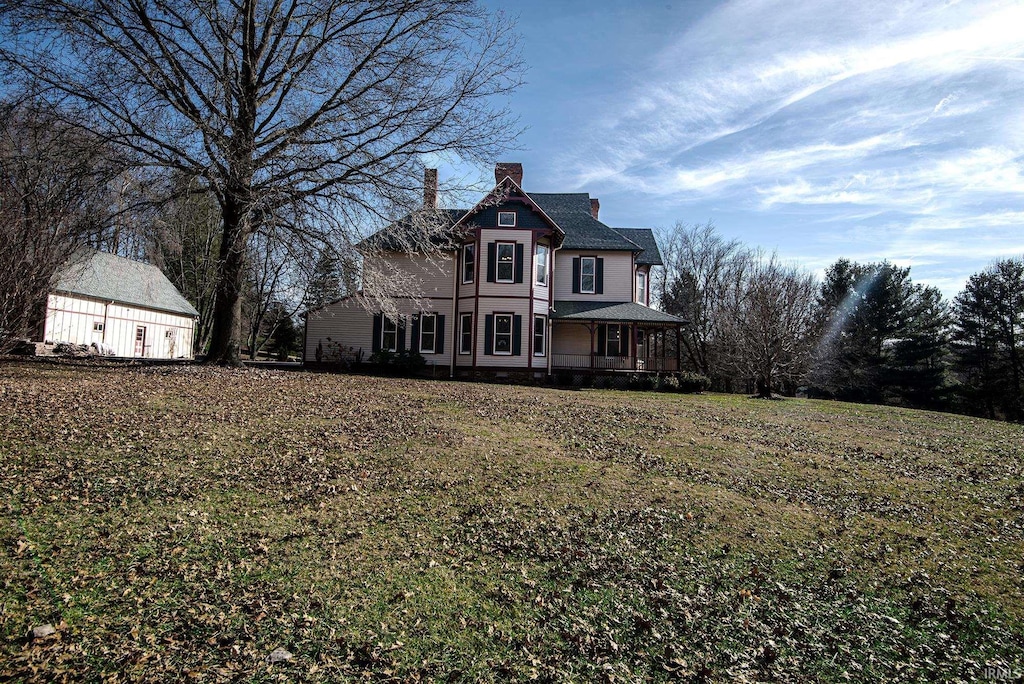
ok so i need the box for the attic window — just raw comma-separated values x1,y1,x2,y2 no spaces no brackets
498,211,516,227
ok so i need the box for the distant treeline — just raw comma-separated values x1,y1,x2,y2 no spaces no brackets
656,222,1023,422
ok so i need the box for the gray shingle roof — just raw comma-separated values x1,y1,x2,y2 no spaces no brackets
551,300,685,324
613,228,663,265
52,250,199,317
358,208,467,251
529,193,640,251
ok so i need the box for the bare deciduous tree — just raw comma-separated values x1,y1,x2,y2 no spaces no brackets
720,252,818,398
0,99,122,353
0,0,523,364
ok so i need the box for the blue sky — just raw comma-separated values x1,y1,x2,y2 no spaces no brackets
452,0,1024,298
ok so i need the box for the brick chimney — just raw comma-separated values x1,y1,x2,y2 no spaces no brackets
590,198,600,219
494,162,523,187
423,168,438,208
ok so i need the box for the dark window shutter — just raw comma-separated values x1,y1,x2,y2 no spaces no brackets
596,258,604,295
487,243,497,282
512,315,522,355
619,324,629,357
484,315,494,355
572,258,581,294
411,315,420,351
514,243,524,283
372,314,382,352
397,317,406,351
436,315,445,354
597,324,607,356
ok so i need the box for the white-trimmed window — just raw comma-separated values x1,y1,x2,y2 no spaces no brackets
535,244,549,286
381,316,398,352
498,211,516,227
533,315,546,357
463,243,475,284
606,325,622,356
637,270,648,305
496,242,515,283
93,322,104,332
580,256,596,294
419,313,437,353
459,312,473,355
493,313,513,355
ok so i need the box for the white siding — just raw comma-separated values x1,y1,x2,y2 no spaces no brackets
553,250,634,302
304,297,454,371
44,294,196,358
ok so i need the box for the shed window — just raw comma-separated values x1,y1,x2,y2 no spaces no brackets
93,322,104,332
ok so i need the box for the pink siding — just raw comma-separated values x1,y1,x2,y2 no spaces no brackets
553,250,634,302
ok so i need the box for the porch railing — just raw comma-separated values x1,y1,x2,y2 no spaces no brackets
551,353,679,372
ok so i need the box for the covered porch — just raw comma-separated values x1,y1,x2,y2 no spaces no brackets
549,301,686,374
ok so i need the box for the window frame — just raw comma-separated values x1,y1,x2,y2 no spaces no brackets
533,314,546,357
497,211,516,227
419,313,437,354
93,321,104,332
493,313,513,356
459,312,473,355
636,269,647,305
580,256,596,294
462,243,475,284
381,316,398,352
495,241,516,283
535,244,549,286
606,324,622,357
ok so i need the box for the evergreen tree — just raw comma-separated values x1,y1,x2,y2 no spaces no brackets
952,259,1024,421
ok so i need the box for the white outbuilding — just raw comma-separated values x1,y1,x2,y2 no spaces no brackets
43,250,199,359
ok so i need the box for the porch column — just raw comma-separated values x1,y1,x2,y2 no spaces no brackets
675,325,681,371
589,322,595,370
631,322,638,371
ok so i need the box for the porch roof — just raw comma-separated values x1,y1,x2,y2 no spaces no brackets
550,301,685,324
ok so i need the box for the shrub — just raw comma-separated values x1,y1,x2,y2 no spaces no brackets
369,349,425,376
659,374,680,392
675,371,711,393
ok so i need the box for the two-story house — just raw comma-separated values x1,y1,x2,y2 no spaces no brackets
303,163,685,379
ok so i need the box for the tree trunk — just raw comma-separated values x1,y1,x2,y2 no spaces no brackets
205,199,249,366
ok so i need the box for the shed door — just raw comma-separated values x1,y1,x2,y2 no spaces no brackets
135,326,146,357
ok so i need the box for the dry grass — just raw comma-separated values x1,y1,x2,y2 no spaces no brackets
1,360,1022,682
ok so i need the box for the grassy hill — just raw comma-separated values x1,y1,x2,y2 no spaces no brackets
1,361,1022,682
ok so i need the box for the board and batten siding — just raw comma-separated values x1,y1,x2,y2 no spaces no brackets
44,293,196,358
305,297,453,371
553,250,634,302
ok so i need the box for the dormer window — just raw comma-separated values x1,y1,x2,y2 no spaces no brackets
498,211,516,227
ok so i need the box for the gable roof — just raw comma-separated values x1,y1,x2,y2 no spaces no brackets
52,249,200,317
360,178,665,263
613,228,663,265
